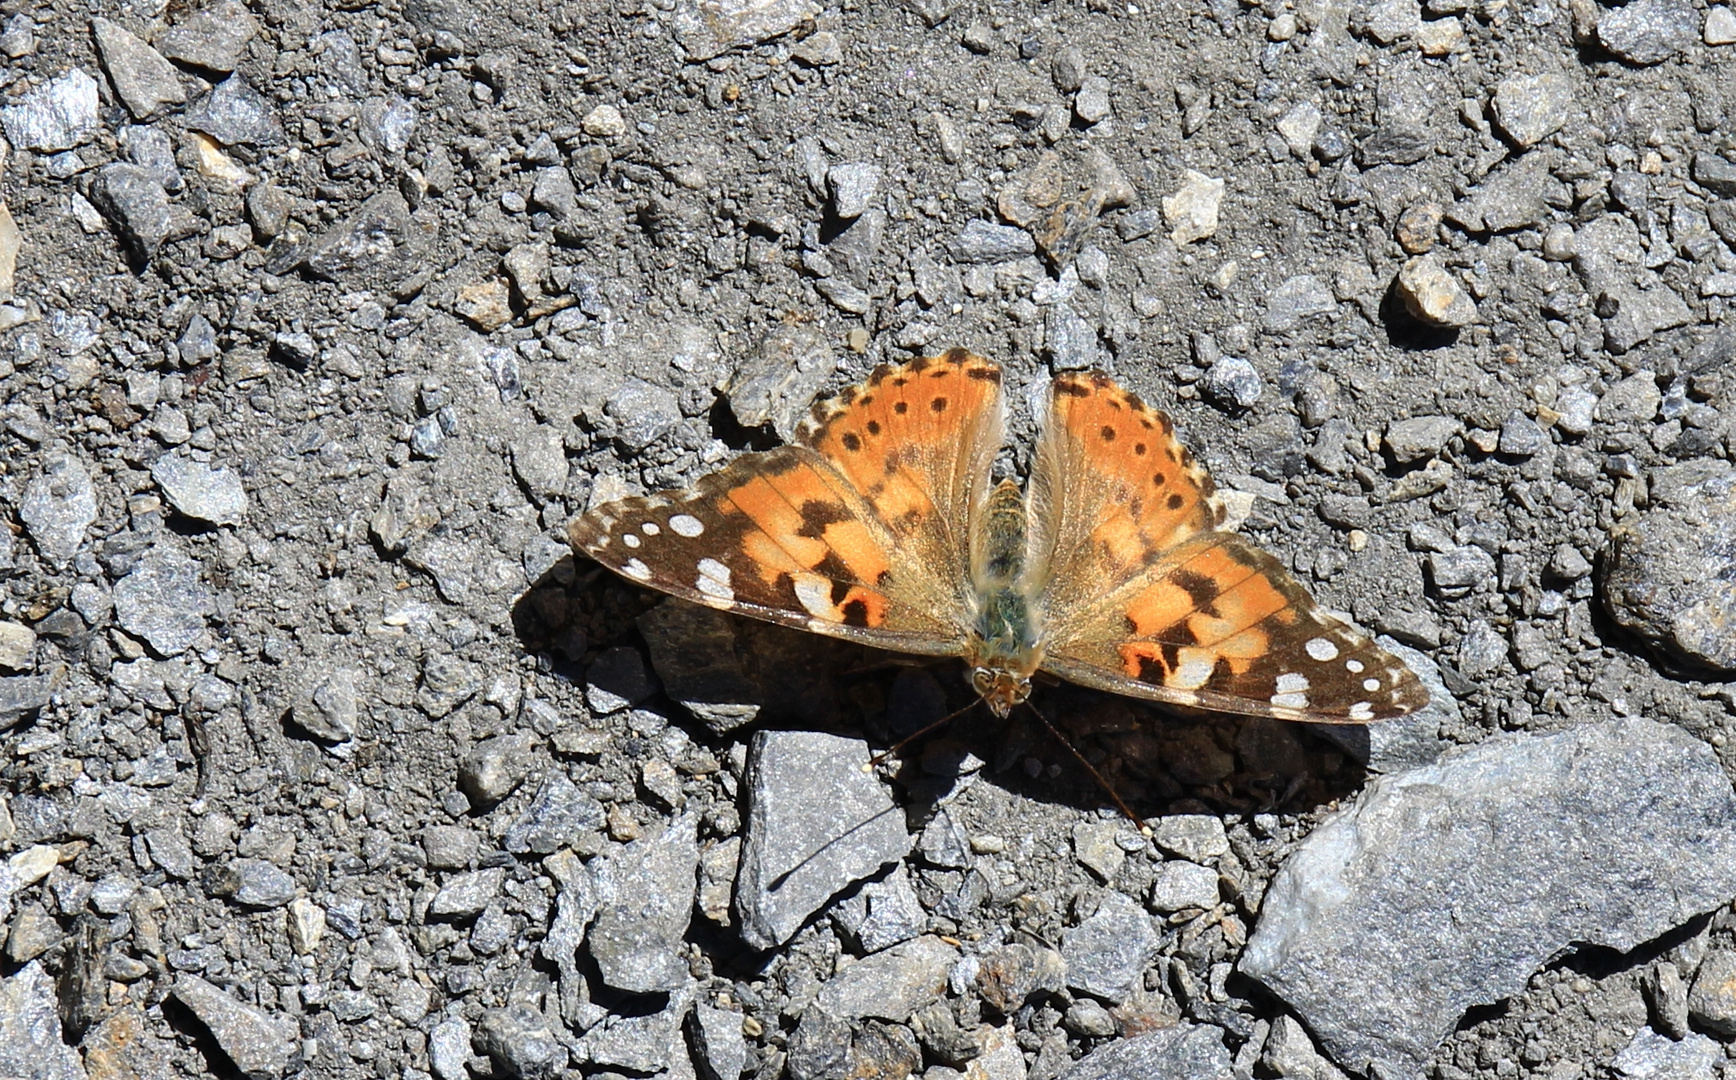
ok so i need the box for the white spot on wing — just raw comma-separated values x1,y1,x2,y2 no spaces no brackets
1345,658,1365,673
1363,677,1381,692
793,575,833,617
696,558,733,602
670,514,705,537
1276,672,1310,694
622,532,641,548
1348,702,1375,720
1305,636,1339,662
1272,692,1309,709
622,558,652,581
641,522,661,535
1173,655,1214,690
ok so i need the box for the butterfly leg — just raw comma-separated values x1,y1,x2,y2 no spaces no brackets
1018,702,1152,837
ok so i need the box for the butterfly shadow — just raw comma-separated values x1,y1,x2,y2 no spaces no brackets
516,563,1376,822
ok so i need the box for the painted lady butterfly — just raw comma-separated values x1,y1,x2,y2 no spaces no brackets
571,350,1427,724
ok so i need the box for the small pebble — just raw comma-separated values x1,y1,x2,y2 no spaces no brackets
582,103,626,137
1395,203,1443,254
1395,254,1478,328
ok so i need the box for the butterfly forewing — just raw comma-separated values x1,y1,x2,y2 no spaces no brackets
572,350,1007,657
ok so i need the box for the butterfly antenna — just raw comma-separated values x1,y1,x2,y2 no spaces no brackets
1018,702,1152,837
865,699,983,772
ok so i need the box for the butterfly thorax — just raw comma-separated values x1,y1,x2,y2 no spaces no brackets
966,479,1045,717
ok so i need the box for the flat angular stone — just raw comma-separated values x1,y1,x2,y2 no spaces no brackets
1489,73,1572,148
1060,889,1159,1004
672,0,820,61
173,975,298,1080
1056,1022,1235,1080
0,962,85,1080
589,814,698,993
815,934,957,1021
1612,1026,1720,1079
1598,0,1696,63
152,453,248,525
92,18,185,120
735,731,912,950
1,69,99,151
157,0,258,72
113,544,215,657
1241,718,1736,1080
20,454,96,565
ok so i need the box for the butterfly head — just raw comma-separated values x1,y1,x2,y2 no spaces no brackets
971,665,1033,718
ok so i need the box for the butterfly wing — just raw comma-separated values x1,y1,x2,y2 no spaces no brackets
1030,371,1428,722
570,350,1005,656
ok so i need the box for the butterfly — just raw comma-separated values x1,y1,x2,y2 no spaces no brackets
570,350,1427,725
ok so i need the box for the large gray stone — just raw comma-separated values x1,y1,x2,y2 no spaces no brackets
20,454,96,565
589,814,698,993
113,544,215,657
1060,889,1160,1004
1241,718,1736,1080
1056,1022,1235,1079
0,961,85,1080
734,731,912,950
814,934,957,1021
173,975,299,1080
1602,460,1736,673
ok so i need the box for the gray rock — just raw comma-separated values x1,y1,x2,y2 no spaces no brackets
1497,410,1548,457
145,827,195,879
636,602,762,733
20,454,96,565
786,1006,850,1080
510,428,567,503
298,190,430,289
1056,1022,1235,1080
1241,718,1736,1080
1602,461,1736,672
501,775,605,855
1061,889,1159,1003
1554,385,1598,435
152,453,248,525
735,730,913,950
1261,1014,1349,1080
1063,997,1117,1037
157,0,258,72
1547,543,1593,582
816,934,957,1021
293,668,359,742
173,974,298,1080
1612,1026,1720,1079
1149,861,1221,912
185,75,282,146
1446,153,1559,233
831,863,927,953
589,814,698,993
1384,415,1460,464
919,807,973,869
585,646,660,713
1,68,98,151
827,163,881,219
689,1004,748,1080
1073,820,1126,882
579,980,696,1074
1074,76,1112,124
721,326,835,442
92,18,185,120
1200,356,1263,409
1645,960,1690,1039
475,1005,565,1079
1046,302,1107,371
671,0,819,61
429,1016,472,1080
1456,620,1508,679
209,858,296,908
1489,73,1572,148
458,733,536,807
1598,0,1697,63
1687,948,1736,1034
0,673,52,726
603,377,682,450
428,868,505,921
1150,815,1229,862
951,219,1037,263
1692,152,1736,199
1601,284,1692,355
113,544,215,657
421,825,480,870
1263,274,1337,332
0,962,86,1080
1427,545,1496,598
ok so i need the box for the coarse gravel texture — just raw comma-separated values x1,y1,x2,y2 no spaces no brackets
4,1,1736,1079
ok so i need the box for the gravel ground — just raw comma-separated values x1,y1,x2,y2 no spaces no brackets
4,0,1736,1078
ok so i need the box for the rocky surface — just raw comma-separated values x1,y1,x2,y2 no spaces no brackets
1,1,1735,1079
